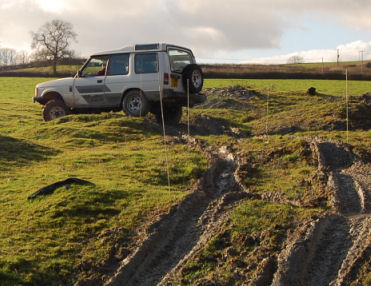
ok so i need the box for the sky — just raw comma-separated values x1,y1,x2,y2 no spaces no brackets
0,0,371,64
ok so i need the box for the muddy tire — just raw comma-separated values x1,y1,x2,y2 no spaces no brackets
123,90,149,117
43,99,70,121
155,105,182,125
182,64,203,93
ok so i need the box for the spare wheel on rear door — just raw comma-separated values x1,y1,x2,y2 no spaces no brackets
182,64,203,93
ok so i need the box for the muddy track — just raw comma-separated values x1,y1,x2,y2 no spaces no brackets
104,140,256,286
272,138,371,286
98,134,369,286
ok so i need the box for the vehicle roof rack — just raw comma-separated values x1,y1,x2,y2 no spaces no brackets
135,43,159,51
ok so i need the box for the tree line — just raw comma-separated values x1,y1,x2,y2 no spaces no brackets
0,48,29,66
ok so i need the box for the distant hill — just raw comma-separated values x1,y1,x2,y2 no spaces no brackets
1,59,371,80
201,60,371,80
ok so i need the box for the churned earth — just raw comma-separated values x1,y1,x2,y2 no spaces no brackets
77,86,370,286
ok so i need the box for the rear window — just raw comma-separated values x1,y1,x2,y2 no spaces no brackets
168,49,192,73
135,53,158,74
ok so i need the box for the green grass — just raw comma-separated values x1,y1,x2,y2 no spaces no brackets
0,77,207,284
173,79,370,285
4,65,80,75
0,77,369,285
204,78,371,97
179,200,323,285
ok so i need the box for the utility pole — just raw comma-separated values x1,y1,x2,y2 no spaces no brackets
337,49,340,66
322,57,324,73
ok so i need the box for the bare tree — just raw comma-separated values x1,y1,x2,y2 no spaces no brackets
0,48,17,66
16,50,30,65
31,19,77,75
287,55,304,64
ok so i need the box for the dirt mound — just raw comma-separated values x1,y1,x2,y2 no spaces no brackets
204,85,263,98
189,114,247,137
157,114,248,138
200,86,263,110
311,139,354,171
338,99,371,130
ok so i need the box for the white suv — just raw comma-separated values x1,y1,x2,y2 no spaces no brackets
33,43,205,124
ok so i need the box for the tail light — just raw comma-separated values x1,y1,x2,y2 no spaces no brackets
35,88,39,97
164,73,169,85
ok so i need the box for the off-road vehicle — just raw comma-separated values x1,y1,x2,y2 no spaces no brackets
33,43,205,124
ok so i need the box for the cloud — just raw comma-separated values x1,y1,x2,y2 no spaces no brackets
0,0,370,61
246,40,371,64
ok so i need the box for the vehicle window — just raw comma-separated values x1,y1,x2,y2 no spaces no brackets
168,49,192,73
135,53,158,74
81,57,108,77
107,54,129,76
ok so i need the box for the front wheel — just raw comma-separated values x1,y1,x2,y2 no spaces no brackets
43,99,70,121
123,90,149,117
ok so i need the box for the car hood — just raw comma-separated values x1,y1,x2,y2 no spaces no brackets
36,77,74,89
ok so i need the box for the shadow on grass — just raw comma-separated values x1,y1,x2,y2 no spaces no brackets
49,188,128,219
0,135,58,170
0,270,25,286
0,257,72,286
53,115,161,142
53,206,120,218
162,115,251,138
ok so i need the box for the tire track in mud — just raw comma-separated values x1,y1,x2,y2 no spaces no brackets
272,138,371,286
104,140,256,286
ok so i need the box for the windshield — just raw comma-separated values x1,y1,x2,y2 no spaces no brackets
168,49,193,73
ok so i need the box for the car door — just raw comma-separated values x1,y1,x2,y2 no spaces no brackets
104,53,130,108
167,47,194,93
131,53,160,95
73,56,109,107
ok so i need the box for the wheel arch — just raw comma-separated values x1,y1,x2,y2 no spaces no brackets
40,91,65,105
121,88,146,107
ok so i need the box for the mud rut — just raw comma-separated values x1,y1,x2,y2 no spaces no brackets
104,138,256,286
272,138,371,286
102,135,370,286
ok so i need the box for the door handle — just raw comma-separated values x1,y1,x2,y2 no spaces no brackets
97,80,103,83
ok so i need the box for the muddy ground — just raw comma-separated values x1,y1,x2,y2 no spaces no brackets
76,87,370,286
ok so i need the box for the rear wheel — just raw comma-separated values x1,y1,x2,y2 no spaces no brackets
43,99,70,121
155,105,182,125
123,90,149,117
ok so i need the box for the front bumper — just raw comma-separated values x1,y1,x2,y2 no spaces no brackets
33,96,42,104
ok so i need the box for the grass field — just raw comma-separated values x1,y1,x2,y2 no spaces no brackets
0,77,369,285
1,65,81,75
204,78,371,97
0,77,207,284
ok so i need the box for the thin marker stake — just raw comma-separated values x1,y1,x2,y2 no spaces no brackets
159,84,171,192
187,79,190,152
345,69,349,144
266,87,270,136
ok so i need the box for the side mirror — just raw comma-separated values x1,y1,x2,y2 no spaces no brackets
75,70,82,78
